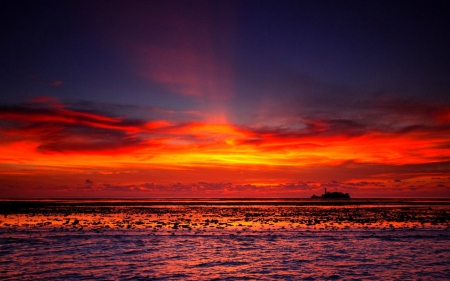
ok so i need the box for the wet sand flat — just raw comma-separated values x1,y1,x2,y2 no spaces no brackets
1,199,449,280
1,199,449,232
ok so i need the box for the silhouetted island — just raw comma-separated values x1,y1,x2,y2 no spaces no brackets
311,188,350,199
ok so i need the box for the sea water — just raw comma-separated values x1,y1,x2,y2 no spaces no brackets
1,199,449,280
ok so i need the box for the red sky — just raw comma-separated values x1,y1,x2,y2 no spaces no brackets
1,1,450,197
1,97,449,198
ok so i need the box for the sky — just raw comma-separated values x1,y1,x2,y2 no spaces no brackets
1,0,450,198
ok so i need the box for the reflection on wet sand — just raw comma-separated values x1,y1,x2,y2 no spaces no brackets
1,200,449,234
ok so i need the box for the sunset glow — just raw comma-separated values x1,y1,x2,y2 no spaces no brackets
1,1,449,198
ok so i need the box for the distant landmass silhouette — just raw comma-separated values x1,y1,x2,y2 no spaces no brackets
311,188,350,199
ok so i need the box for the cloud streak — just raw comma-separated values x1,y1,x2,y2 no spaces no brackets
5,179,448,198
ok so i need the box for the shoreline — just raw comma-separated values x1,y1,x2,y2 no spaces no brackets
1,201,449,232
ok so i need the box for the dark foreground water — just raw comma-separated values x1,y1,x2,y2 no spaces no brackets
1,199,449,280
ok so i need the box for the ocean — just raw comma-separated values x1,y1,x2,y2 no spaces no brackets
1,198,449,280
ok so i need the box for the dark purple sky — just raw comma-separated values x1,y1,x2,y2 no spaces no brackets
2,1,449,110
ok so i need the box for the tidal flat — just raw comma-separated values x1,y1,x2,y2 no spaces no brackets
1,199,449,280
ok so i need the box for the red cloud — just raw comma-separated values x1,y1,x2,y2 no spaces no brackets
0,99,150,154
0,98,449,174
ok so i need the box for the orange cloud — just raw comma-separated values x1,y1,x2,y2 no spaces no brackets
1,98,450,197
1,99,450,166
